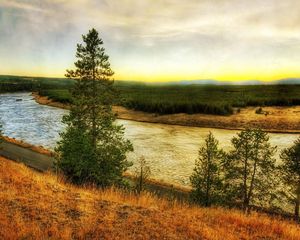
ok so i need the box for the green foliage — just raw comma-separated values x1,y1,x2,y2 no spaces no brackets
279,138,300,219
33,84,300,115
3,74,300,116
224,129,277,210
56,120,132,187
36,84,300,116
39,89,72,104
55,126,95,184
116,84,300,115
190,132,225,206
189,129,300,214
56,29,133,188
0,75,74,93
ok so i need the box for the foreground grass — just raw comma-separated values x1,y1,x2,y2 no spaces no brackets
0,157,300,239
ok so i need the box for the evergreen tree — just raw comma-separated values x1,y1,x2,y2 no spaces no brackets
225,128,276,211
279,138,300,220
56,28,133,187
190,132,225,206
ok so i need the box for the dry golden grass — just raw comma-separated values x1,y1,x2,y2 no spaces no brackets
0,156,299,240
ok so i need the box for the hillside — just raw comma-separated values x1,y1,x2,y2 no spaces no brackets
0,157,299,240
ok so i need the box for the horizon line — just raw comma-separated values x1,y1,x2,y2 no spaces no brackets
1,73,300,85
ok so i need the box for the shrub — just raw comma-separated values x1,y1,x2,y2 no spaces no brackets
255,107,263,114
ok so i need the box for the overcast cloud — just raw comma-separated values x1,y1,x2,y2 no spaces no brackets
1,0,300,81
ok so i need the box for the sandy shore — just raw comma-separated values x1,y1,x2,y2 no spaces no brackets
32,92,300,133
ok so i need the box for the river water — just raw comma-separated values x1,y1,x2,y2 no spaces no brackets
0,92,299,187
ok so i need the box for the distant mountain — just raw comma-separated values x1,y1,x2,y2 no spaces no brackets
1,74,300,86
156,80,219,85
147,78,300,86
274,78,300,85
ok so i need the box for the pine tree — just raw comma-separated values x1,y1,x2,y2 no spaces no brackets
190,132,225,206
279,138,300,220
56,28,133,187
225,128,277,212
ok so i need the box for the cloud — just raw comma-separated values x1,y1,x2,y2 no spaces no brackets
0,0,47,12
1,0,300,81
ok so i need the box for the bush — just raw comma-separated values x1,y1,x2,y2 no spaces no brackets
255,107,263,114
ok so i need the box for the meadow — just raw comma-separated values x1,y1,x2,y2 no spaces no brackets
2,75,300,115
1,156,299,240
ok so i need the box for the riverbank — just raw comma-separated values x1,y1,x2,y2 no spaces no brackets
3,136,52,156
1,156,299,240
0,136,191,199
32,92,300,133
4,92,300,188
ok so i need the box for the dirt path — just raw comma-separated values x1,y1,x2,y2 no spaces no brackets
32,92,300,133
0,140,53,171
0,138,189,200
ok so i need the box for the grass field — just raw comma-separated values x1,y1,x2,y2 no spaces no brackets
2,75,300,115
0,75,74,93
1,156,300,240
116,84,300,115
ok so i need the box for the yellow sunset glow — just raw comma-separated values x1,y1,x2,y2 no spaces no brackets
1,0,300,82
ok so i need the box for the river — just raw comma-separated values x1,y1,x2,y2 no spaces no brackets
0,92,299,187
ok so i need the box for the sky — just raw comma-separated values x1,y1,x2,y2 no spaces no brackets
1,0,300,82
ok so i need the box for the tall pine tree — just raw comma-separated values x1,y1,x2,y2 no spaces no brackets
56,29,133,187
225,128,277,212
190,132,225,206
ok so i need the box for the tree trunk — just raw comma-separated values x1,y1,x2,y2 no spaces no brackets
205,147,211,207
244,198,250,214
138,167,143,194
205,178,210,207
243,144,249,212
295,199,299,221
295,186,300,221
91,64,97,149
243,160,248,211
246,158,258,213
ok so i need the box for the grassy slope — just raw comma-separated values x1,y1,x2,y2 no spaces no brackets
0,157,299,240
